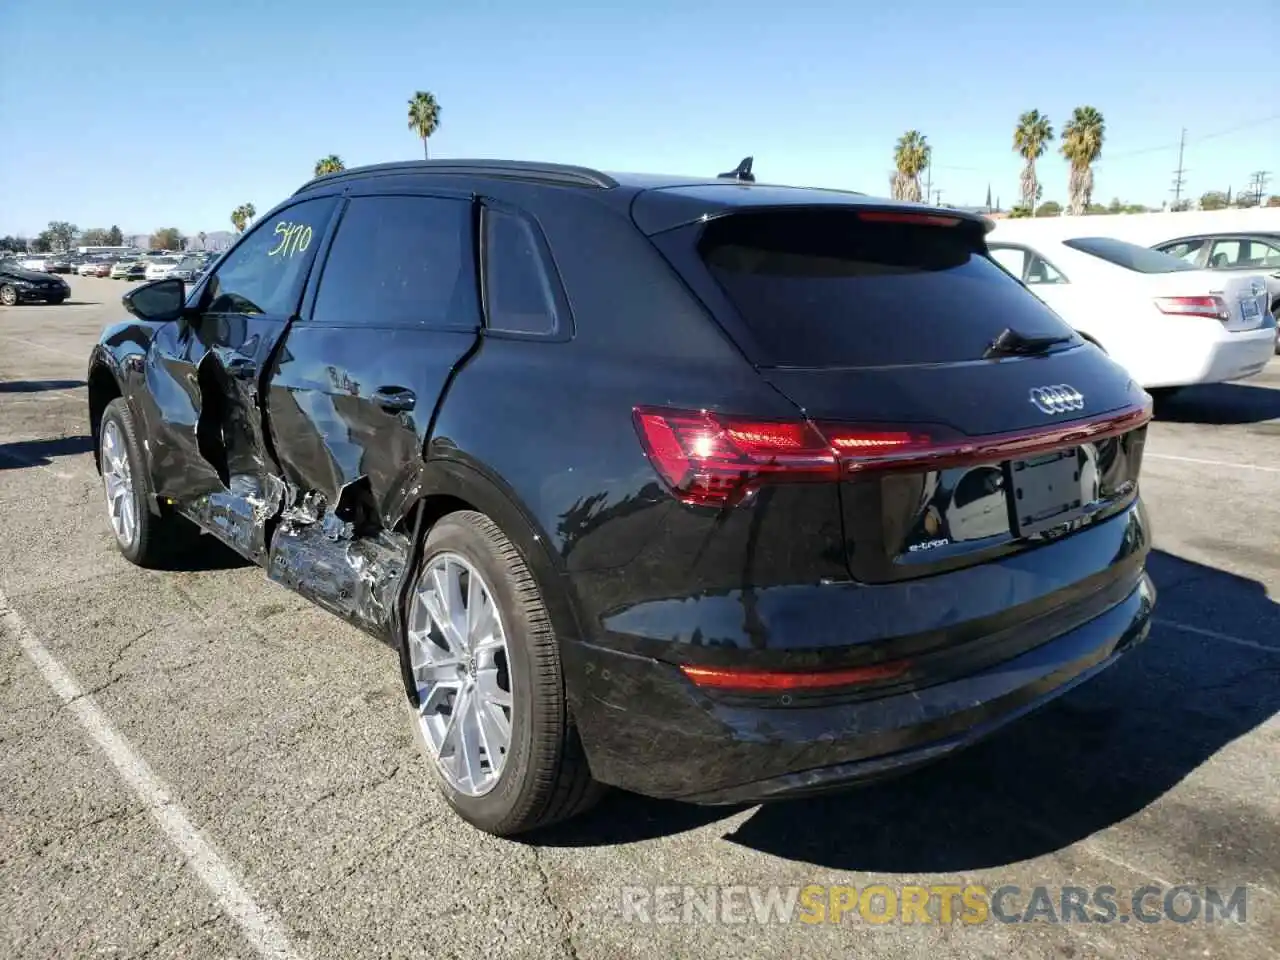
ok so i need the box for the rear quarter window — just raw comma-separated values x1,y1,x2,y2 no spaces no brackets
695,209,1076,367
1063,237,1198,274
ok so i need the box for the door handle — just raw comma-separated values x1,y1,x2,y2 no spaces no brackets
371,386,416,412
228,357,258,381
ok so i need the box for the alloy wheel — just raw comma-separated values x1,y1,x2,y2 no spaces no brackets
407,552,513,796
100,419,138,548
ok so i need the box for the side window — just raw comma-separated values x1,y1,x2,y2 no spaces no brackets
482,207,562,336
1158,239,1205,263
1208,239,1243,268
1254,240,1280,268
203,198,336,316
988,245,1027,279
1025,252,1068,285
311,195,477,329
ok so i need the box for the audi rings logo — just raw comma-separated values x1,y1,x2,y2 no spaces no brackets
1029,384,1085,415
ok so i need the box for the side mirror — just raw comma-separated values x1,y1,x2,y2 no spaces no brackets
122,277,186,323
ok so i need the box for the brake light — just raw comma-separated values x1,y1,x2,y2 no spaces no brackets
680,660,911,691
1154,295,1229,322
857,211,961,227
632,407,838,507
633,404,1151,507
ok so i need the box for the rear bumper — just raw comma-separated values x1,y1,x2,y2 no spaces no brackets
1144,323,1275,388
565,571,1154,803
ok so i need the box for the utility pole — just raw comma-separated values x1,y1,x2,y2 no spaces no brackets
924,161,932,207
1170,127,1187,208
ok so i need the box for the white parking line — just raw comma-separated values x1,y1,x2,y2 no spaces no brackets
0,334,85,360
1145,453,1280,474
1155,618,1279,654
0,589,306,960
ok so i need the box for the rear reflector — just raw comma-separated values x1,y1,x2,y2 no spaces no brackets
633,402,1152,508
1154,295,1229,322
681,660,911,691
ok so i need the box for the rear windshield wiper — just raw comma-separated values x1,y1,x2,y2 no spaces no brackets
984,327,1072,359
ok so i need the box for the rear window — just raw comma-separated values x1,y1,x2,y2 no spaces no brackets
1062,237,1198,274
697,210,1075,367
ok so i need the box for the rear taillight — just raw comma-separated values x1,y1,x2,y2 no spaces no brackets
1154,295,1229,322
633,403,1152,509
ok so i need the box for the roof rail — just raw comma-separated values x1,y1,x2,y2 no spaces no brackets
297,159,618,194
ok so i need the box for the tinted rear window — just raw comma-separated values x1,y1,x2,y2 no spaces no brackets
697,210,1075,367
1063,237,1198,273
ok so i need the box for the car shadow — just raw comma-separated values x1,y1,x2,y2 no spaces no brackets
155,533,252,571
0,379,86,393
1153,382,1280,425
526,549,1280,870
0,435,95,469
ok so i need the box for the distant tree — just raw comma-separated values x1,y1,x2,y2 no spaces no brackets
106,225,123,246
1060,106,1105,215
230,203,256,234
1107,197,1123,214
314,155,345,177
891,130,930,202
197,231,207,249
1007,205,1033,219
1035,200,1063,217
407,91,442,159
1199,191,1228,211
45,221,78,251
1014,109,1054,215
1122,204,1148,214
1170,199,1192,212
1084,203,1108,215
985,184,992,209
0,235,26,252
1267,195,1280,207
79,227,110,246
1235,193,1259,208
151,227,183,250
31,233,52,252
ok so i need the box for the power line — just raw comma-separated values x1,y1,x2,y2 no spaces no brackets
1102,113,1280,163
1247,170,1270,205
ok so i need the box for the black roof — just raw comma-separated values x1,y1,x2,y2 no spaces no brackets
295,158,991,234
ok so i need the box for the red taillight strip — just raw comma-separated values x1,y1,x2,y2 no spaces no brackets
821,401,1153,475
857,211,962,227
681,660,911,691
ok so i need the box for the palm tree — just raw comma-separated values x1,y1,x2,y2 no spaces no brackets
197,231,207,250
1060,107,1105,215
407,91,441,159
314,155,345,177
891,130,931,202
1013,110,1054,214
243,203,256,229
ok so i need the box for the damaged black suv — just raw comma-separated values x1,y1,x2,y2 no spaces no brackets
88,159,1156,836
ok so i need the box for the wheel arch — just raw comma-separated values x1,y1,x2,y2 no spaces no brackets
87,357,124,473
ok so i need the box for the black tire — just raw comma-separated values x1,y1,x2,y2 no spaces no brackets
405,510,601,835
1148,387,1182,401
46,296,65,305
99,397,198,567
0,284,17,306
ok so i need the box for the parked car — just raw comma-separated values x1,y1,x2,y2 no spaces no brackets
78,260,112,278
986,231,1274,392
143,256,180,281
169,255,209,283
110,259,148,281
48,256,73,274
87,159,1157,836
0,262,70,304
18,255,52,272
1151,232,1280,353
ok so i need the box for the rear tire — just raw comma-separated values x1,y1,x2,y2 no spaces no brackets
99,398,198,567
402,510,602,835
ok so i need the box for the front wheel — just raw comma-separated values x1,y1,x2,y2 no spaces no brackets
0,284,17,306
402,510,601,835
99,398,197,567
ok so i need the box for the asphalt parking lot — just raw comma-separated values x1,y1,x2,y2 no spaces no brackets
2,274,1278,960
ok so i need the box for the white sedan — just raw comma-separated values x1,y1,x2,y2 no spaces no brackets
986,231,1274,391
143,256,181,281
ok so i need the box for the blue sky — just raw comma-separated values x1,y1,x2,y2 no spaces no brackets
1,0,1277,237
